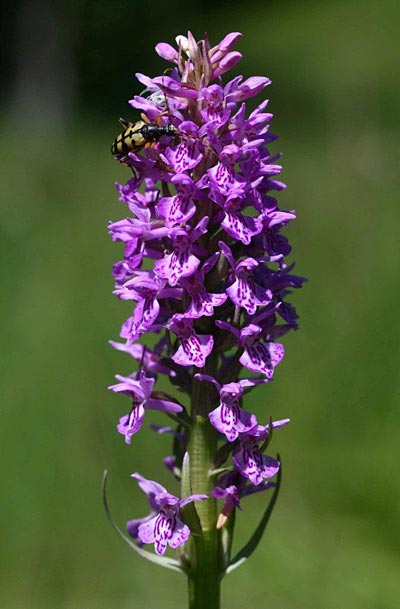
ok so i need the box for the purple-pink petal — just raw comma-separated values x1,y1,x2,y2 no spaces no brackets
233,443,280,485
117,405,145,443
173,333,214,368
180,493,208,507
155,42,179,63
209,403,257,441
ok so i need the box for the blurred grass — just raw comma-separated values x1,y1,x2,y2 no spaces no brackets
1,1,400,608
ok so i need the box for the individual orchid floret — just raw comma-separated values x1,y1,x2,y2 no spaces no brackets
232,419,289,485
108,215,173,279
108,215,171,246
168,314,214,368
181,253,227,319
209,32,242,60
207,146,245,197
212,51,242,79
115,271,181,341
213,482,241,528
199,84,231,128
162,121,204,174
212,470,276,528
157,173,198,227
209,383,256,441
115,176,158,216
155,42,179,64
220,190,263,245
216,320,285,379
181,274,227,319
253,208,296,264
154,231,200,287
127,473,207,555
109,370,182,443
219,242,273,314
154,217,209,287
195,374,265,441
233,438,279,486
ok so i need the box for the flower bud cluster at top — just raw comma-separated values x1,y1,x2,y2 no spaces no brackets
108,32,306,555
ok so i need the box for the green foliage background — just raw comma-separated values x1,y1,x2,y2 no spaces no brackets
1,1,399,608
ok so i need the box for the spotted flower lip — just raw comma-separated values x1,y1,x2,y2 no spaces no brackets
219,242,273,314
127,473,207,555
232,439,280,486
157,173,198,226
216,320,285,379
181,252,227,319
228,418,290,484
168,314,214,368
153,217,209,287
195,374,266,441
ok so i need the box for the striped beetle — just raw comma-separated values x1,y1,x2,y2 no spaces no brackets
111,116,179,157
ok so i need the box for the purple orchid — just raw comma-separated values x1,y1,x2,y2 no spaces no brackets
195,374,264,441
212,470,276,528
107,31,305,604
109,370,182,443
232,419,290,485
181,253,227,319
157,173,198,226
219,242,273,314
163,122,204,174
208,390,255,442
153,217,209,287
115,271,182,341
168,314,214,368
216,320,285,379
127,473,207,555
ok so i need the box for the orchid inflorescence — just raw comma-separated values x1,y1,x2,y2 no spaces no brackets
106,31,305,607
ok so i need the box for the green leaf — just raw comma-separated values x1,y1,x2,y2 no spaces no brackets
102,470,183,574
220,505,236,570
181,451,192,498
224,455,282,576
180,453,203,536
208,466,232,479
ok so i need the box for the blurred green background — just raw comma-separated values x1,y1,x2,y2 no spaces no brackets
1,1,399,608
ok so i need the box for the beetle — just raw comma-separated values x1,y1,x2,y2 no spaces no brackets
111,116,179,156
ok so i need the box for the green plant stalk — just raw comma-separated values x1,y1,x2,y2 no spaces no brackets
186,377,220,609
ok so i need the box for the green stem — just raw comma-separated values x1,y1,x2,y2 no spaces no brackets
188,531,220,609
186,376,221,609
